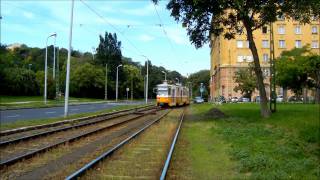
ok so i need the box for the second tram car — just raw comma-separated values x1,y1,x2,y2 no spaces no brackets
156,81,190,107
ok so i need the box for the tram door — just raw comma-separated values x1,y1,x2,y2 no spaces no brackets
172,87,176,105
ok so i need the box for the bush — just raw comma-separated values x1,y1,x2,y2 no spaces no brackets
1,67,38,96
35,71,56,99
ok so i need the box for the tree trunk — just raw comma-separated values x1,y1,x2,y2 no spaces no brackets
244,21,271,118
316,69,320,104
303,87,307,103
283,87,287,102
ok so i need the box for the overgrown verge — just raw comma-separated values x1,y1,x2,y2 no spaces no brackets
168,103,319,179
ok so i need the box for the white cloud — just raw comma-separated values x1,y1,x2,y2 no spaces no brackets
22,11,34,19
165,26,189,45
138,34,154,42
121,3,155,16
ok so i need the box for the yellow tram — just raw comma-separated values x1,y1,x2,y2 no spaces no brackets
156,81,190,107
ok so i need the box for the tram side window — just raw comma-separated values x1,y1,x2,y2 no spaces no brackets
168,87,171,95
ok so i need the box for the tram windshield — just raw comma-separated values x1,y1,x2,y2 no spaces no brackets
157,86,168,96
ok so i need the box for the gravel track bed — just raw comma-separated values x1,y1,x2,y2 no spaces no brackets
0,109,168,179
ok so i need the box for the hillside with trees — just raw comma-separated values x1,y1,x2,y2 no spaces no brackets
0,31,186,100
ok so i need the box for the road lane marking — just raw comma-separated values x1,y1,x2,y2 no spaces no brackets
71,108,79,111
45,111,56,114
6,115,20,118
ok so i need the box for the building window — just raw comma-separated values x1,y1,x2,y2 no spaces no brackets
295,40,302,48
246,56,253,62
312,26,318,34
295,26,302,34
263,53,269,62
237,55,244,62
311,41,319,48
277,15,285,21
262,40,269,48
263,69,270,77
237,40,243,48
311,15,318,21
278,25,285,34
262,26,268,34
279,40,286,48
245,41,250,48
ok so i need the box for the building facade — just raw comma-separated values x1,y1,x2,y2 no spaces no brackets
210,17,320,101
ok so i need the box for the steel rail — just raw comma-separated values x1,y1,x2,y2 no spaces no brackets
160,108,186,180
0,108,160,168
0,104,154,136
0,106,157,147
65,110,171,180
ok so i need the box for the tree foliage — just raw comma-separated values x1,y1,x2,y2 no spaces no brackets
233,67,257,98
70,63,105,98
276,46,320,102
187,70,210,98
155,0,319,117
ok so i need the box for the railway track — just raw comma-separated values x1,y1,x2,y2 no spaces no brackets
0,105,158,168
65,108,186,180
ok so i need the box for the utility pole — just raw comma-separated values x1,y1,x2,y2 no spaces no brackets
64,0,74,117
44,32,56,105
116,64,122,102
56,47,60,98
131,76,133,101
53,35,56,79
145,60,149,104
105,64,108,100
270,22,276,112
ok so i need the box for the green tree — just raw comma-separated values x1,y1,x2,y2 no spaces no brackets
36,71,56,99
187,70,210,99
155,0,320,117
122,65,143,100
70,63,105,98
276,47,320,103
233,68,257,99
2,67,38,96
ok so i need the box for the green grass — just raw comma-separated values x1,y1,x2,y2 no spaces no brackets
170,103,319,179
0,96,105,109
0,104,148,131
168,104,241,179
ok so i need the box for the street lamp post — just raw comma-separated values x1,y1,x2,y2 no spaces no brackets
161,71,167,81
146,60,149,104
44,32,57,104
53,34,57,79
105,64,108,100
141,55,149,104
92,47,95,60
116,64,122,102
64,0,74,117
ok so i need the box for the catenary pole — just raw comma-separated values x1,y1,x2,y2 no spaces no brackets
64,0,74,117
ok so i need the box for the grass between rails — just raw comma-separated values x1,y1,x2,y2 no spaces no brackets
0,104,149,131
169,103,319,179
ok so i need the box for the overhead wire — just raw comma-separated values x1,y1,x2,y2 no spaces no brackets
79,0,146,58
152,3,177,55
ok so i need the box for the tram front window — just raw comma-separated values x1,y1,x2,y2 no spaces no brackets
157,87,168,96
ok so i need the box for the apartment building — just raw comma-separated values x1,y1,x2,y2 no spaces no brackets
210,17,320,100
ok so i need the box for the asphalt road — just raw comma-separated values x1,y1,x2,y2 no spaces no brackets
0,101,146,124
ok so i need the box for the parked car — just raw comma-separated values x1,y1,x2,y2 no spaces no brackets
288,96,303,102
231,97,238,103
254,96,260,102
276,95,284,102
239,97,250,102
194,96,204,103
216,96,226,103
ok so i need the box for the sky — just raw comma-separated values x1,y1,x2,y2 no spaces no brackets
1,0,210,76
